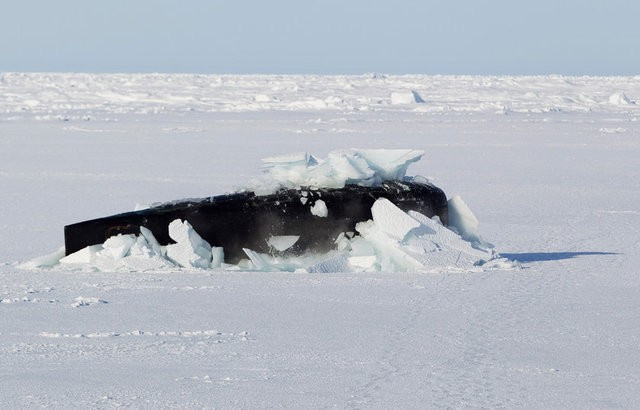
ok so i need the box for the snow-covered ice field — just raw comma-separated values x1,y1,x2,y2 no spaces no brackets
1,73,640,407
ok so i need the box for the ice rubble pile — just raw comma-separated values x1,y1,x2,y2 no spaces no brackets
24,221,225,272
307,197,511,273
248,149,425,195
22,148,514,272
25,196,511,273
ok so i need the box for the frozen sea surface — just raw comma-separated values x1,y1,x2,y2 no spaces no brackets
1,74,639,408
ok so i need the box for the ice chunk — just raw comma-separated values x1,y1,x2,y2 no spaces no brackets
347,198,500,272
447,196,484,245
262,152,319,168
307,253,350,273
53,227,175,271
99,228,176,271
71,297,107,308
127,235,153,258
334,232,351,252
140,226,164,257
126,235,163,262
405,210,494,267
310,199,328,217
267,235,300,252
211,247,224,268
243,248,276,271
133,203,150,211
608,92,633,106
248,149,424,194
348,255,377,270
349,236,375,256
408,174,431,185
370,197,421,241
19,247,66,269
165,219,213,269
391,90,425,105
115,254,175,271
323,151,376,185
60,245,102,264
98,234,136,259
355,219,424,272
354,149,423,181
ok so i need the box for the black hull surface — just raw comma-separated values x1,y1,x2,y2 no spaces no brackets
64,181,448,263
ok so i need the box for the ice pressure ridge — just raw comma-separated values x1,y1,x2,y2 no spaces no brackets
2,73,638,120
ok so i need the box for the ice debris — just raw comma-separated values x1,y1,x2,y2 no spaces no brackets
267,235,300,252
34,221,223,271
165,219,213,269
390,90,425,105
248,149,424,195
18,247,66,269
370,197,421,241
22,147,514,272
608,92,634,106
310,199,328,217
447,195,492,247
71,297,107,308
27,198,513,273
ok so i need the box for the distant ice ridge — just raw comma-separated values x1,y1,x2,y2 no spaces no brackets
2,73,638,120
22,197,514,273
248,149,425,195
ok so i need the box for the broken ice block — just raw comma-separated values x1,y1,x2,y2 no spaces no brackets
371,198,421,241
165,219,213,268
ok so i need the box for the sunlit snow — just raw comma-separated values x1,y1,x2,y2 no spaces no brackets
2,73,639,408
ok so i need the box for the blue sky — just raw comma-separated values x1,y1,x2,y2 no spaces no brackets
1,0,638,74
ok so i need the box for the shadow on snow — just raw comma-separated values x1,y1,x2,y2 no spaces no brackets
500,251,620,263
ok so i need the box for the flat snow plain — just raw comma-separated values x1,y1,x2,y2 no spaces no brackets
1,73,640,408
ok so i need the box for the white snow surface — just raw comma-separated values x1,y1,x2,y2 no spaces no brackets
2,73,640,408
